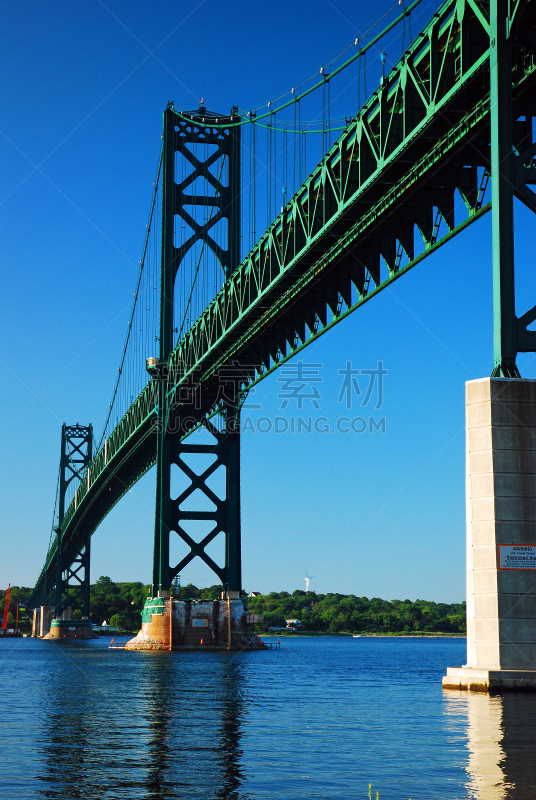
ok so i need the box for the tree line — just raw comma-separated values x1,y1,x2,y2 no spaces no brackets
246,590,466,634
1,580,465,634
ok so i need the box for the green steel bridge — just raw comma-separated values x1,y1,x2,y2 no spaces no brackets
28,0,536,618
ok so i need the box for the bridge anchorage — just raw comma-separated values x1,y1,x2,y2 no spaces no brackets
27,0,536,667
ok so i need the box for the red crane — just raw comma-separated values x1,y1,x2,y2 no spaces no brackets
2,584,11,630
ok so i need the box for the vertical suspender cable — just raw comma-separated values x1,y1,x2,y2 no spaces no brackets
273,109,277,221
293,98,297,195
322,76,326,155
266,117,270,229
252,120,256,244
282,125,285,209
298,97,302,185
304,122,307,182
249,120,252,251
358,44,361,112
270,112,273,224
328,77,331,150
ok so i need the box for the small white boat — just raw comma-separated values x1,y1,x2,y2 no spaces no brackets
352,634,361,638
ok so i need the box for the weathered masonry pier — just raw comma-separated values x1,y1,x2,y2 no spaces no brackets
126,596,264,651
31,606,96,639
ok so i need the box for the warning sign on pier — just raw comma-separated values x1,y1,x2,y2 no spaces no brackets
498,544,536,570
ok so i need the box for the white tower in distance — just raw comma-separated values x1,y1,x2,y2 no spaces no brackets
304,569,315,593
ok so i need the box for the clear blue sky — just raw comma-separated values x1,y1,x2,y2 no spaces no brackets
2,0,536,601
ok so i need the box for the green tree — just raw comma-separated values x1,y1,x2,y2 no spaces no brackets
4,578,466,637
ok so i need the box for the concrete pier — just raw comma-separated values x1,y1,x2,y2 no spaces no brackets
31,608,40,637
37,605,98,640
125,594,266,651
443,378,536,691
43,618,98,639
34,606,55,637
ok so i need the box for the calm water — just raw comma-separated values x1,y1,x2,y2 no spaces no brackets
2,636,536,799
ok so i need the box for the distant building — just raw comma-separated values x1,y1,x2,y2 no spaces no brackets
248,591,261,598
92,622,119,632
285,619,301,629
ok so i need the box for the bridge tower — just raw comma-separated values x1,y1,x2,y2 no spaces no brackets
130,102,261,650
33,424,97,637
43,424,97,638
55,423,93,615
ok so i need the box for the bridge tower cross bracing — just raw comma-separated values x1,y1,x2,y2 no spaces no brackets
55,423,93,619
152,102,242,598
490,0,536,373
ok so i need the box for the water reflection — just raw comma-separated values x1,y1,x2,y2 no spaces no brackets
444,691,536,799
25,638,536,799
37,645,249,799
215,663,247,800
143,657,175,798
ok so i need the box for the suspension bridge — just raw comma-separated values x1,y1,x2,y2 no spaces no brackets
26,0,536,670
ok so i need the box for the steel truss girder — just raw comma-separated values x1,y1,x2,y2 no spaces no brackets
168,0,536,388
30,0,536,607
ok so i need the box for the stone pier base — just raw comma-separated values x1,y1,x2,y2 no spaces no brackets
125,596,267,651
31,608,41,637
443,667,536,691
33,606,55,637
44,618,98,640
444,378,536,692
